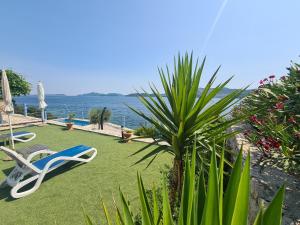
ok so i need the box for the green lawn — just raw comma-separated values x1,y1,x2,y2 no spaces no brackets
0,125,171,225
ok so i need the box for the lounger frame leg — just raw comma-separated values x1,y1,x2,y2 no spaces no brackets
6,165,31,187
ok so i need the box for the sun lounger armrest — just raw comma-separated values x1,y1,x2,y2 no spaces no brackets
26,150,57,163
13,133,36,143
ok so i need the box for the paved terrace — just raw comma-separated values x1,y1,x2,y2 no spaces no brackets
47,118,164,144
0,113,42,131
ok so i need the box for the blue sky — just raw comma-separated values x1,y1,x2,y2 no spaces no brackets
0,0,299,95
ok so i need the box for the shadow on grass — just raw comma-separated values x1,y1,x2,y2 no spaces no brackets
113,137,131,144
0,160,88,202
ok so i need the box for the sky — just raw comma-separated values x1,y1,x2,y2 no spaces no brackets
0,0,299,95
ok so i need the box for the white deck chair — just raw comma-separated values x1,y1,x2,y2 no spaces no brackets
0,145,97,198
12,131,36,143
0,131,36,143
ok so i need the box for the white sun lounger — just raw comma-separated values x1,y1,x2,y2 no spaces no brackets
0,145,97,198
0,131,36,143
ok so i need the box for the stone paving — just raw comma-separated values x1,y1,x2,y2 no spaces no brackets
0,113,42,131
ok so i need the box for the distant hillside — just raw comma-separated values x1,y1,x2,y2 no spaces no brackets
126,93,159,97
27,94,66,97
197,87,252,98
77,92,123,97
127,88,252,98
47,94,66,96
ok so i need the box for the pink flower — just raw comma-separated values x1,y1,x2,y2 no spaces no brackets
288,116,296,124
267,137,281,149
269,75,275,79
280,76,286,81
263,78,268,81
249,115,257,122
249,115,263,125
275,102,284,110
259,80,264,85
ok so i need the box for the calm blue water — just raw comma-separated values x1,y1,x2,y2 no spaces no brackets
15,95,150,128
56,118,90,126
15,95,223,129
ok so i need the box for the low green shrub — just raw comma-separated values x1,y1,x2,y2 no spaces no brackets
134,126,160,139
89,107,111,129
84,146,285,225
14,104,57,120
67,113,76,121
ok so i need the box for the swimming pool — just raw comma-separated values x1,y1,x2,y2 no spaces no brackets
56,118,90,126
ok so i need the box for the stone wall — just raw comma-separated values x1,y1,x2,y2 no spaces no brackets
228,125,300,225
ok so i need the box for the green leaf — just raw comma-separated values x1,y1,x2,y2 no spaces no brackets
200,145,220,225
137,174,154,225
218,146,225,225
162,178,173,225
101,197,113,225
152,186,160,224
230,153,250,225
262,185,285,225
223,149,243,225
119,190,134,225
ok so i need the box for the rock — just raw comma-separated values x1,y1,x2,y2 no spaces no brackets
228,124,300,225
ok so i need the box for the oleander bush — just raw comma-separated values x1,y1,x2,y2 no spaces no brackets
233,61,300,173
84,146,285,225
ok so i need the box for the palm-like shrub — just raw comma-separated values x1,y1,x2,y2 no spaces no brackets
89,107,111,129
128,54,245,198
85,146,285,225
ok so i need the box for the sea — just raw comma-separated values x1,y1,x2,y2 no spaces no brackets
14,95,150,129
15,95,223,129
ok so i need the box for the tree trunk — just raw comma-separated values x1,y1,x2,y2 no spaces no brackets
169,158,184,207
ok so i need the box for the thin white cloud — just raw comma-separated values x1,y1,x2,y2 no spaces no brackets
200,0,230,55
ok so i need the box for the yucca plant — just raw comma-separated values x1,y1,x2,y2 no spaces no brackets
84,145,285,225
128,53,246,199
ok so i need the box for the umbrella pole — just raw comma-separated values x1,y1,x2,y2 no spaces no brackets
41,109,44,123
8,114,15,150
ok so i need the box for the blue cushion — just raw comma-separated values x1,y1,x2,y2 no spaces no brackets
13,131,31,137
33,145,91,170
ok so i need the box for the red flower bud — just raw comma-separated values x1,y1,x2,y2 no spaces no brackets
269,75,275,79
275,102,284,110
288,116,297,124
280,76,286,80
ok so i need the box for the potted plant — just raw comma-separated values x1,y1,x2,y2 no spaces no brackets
122,129,133,139
66,113,76,130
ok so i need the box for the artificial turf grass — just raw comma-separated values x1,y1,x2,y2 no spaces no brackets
0,125,171,225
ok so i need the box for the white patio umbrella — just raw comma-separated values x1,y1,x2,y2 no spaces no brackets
1,69,15,149
37,81,47,122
